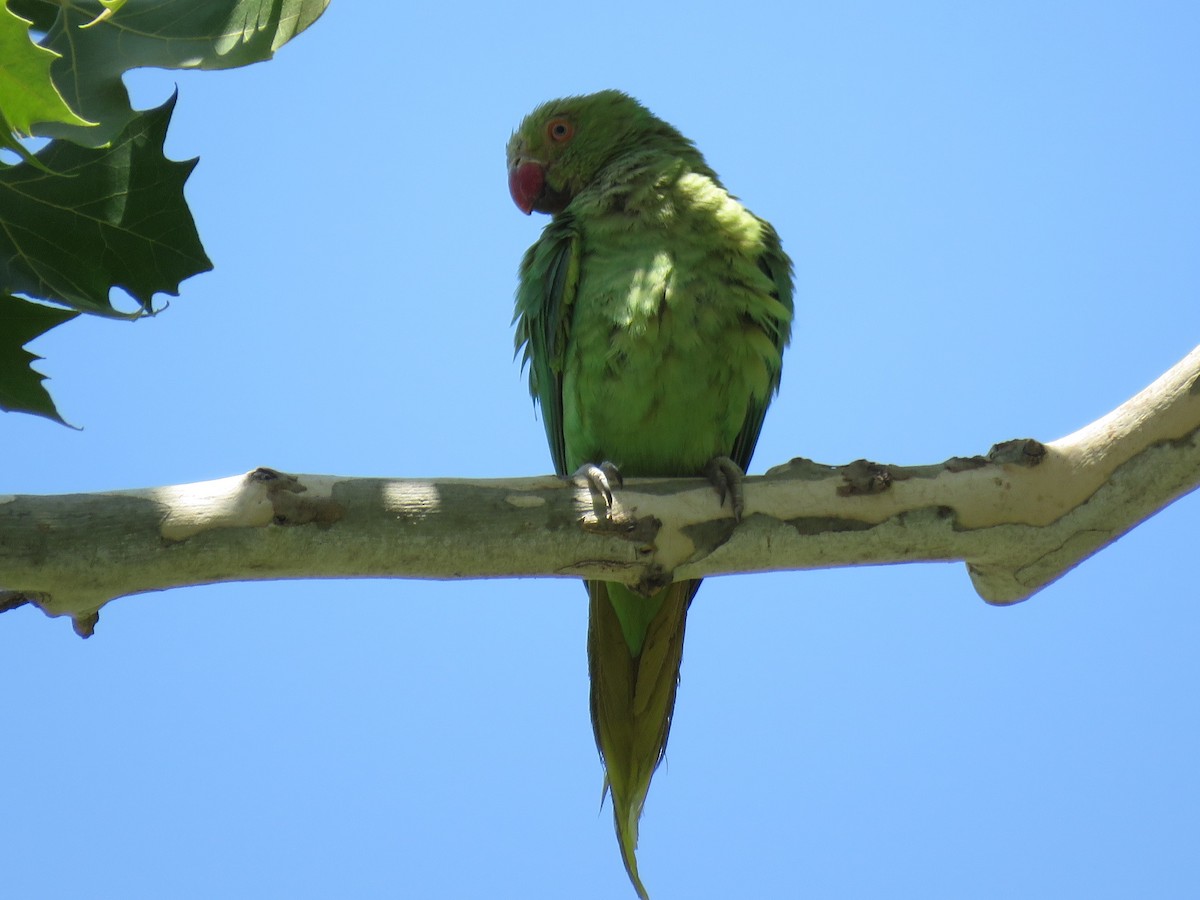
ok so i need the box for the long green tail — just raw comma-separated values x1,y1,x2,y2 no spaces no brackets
587,579,698,899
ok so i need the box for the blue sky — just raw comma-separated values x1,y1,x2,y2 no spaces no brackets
4,3,1200,898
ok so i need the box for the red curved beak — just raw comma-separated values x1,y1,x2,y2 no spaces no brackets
508,160,545,216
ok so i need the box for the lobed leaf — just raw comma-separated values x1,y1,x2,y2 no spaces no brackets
0,2,92,160
0,94,213,316
0,293,78,422
0,0,328,422
18,0,331,147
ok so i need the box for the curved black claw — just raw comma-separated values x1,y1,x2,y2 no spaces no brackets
704,455,746,520
571,460,624,514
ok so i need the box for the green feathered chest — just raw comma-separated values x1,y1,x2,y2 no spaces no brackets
559,174,789,476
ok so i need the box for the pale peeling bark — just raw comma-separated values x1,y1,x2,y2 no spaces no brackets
2,345,1198,638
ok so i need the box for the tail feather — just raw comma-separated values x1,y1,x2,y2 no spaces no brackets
587,579,698,900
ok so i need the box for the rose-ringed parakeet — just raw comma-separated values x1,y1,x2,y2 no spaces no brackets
508,90,793,898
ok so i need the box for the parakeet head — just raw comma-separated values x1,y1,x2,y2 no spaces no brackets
506,90,699,216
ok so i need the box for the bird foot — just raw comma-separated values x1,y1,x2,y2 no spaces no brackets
571,460,624,515
704,455,746,520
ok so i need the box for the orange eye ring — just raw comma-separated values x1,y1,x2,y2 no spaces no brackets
547,118,574,143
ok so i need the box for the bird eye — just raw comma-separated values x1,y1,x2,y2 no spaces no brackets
547,118,574,142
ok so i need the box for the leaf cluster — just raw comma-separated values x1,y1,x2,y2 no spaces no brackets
0,0,329,422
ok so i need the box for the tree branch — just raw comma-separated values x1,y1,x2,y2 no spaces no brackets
3,345,1199,637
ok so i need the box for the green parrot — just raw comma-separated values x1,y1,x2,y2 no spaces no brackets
507,90,793,898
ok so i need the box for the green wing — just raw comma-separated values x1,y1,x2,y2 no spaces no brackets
729,218,795,471
513,215,581,477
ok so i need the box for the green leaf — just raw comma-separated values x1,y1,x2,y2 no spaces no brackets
0,93,213,316
0,1,93,161
0,2,92,134
0,293,78,423
81,1,130,29
0,0,329,422
21,0,331,147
